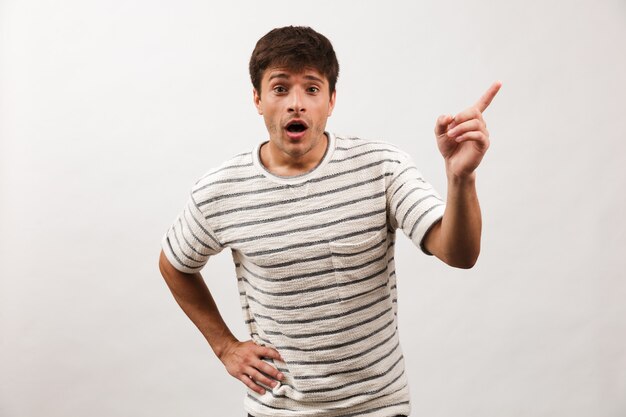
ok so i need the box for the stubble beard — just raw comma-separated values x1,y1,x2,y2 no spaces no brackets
268,122,326,160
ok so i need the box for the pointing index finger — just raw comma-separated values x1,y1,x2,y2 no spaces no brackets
474,80,502,113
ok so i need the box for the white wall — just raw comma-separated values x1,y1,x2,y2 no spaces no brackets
1,0,625,416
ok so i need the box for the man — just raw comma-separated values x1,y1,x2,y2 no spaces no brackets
159,26,501,417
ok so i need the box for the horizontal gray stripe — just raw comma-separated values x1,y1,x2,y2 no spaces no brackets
233,151,252,157
242,274,326,297
335,139,401,152
297,354,404,394
294,340,401,379
241,263,387,298
224,208,386,246
263,308,392,339
253,293,390,325
261,252,332,269
241,249,388,284
400,194,442,229
409,203,445,238
241,262,335,285
201,183,293,205
286,329,397,366
260,354,405,398
243,267,387,300
194,174,265,193
293,387,409,412
247,229,390,269
329,237,391,259
259,318,395,352
329,147,401,163
252,386,410,414
198,159,398,210
251,368,407,406
245,224,386,257
245,393,296,412
300,159,399,185
339,398,410,417
336,136,365,141
215,191,385,233
202,170,392,216
248,361,407,403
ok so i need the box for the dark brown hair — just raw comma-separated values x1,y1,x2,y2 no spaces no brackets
249,26,339,97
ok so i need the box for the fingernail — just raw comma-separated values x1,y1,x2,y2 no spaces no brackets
448,129,456,137
277,373,284,380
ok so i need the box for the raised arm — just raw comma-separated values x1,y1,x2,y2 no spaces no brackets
158,250,284,394
423,81,502,268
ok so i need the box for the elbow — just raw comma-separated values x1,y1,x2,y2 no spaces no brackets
445,249,480,269
451,258,478,269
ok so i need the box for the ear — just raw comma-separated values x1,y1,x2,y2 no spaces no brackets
327,90,337,117
253,88,263,115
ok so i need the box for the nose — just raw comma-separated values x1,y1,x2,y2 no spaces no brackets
288,89,305,113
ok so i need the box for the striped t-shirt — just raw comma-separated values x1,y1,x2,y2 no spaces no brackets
162,132,446,417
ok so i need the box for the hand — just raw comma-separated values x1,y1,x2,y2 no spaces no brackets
219,339,285,395
434,81,502,178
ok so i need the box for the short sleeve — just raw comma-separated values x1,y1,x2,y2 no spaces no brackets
386,153,446,255
161,193,224,273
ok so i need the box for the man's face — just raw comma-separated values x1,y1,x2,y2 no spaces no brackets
254,66,336,160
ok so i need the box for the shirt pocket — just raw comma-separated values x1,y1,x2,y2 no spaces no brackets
328,227,391,304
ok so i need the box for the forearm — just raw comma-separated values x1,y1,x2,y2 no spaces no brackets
432,172,482,268
158,251,238,359
426,81,500,267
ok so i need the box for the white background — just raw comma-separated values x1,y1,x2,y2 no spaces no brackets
1,0,625,416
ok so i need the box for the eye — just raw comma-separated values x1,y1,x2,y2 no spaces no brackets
273,85,287,94
307,86,320,94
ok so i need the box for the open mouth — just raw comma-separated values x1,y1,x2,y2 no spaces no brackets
285,120,308,134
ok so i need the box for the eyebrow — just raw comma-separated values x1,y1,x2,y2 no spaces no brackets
268,73,324,83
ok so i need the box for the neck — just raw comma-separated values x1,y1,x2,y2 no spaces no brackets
260,133,329,177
